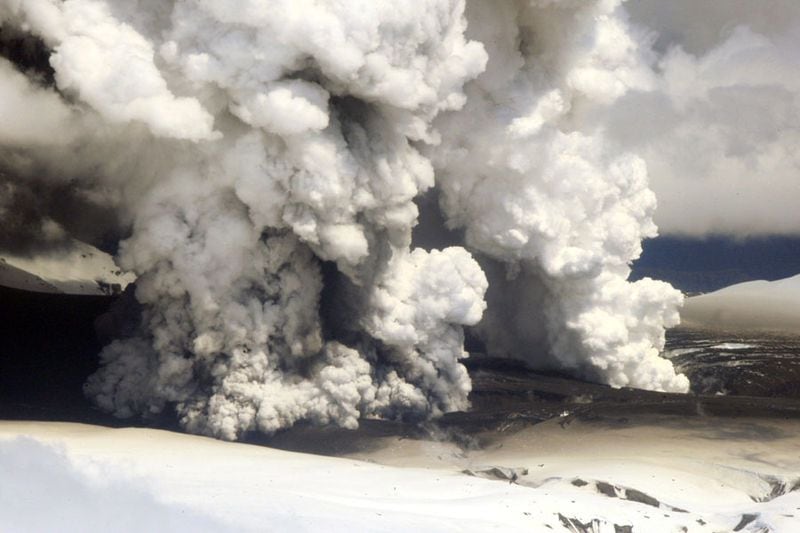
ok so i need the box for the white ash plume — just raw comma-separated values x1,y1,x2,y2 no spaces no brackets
2,0,488,439
432,0,687,391
0,0,727,438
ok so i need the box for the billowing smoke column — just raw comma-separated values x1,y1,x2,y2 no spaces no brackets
0,0,698,439
431,0,687,391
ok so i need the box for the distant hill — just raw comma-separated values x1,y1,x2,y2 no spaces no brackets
682,274,800,332
0,259,61,294
631,236,800,294
0,240,134,296
629,267,753,295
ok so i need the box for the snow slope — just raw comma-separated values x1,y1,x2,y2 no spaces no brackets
682,274,800,332
0,240,134,295
0,259,61,293
1,418,798,532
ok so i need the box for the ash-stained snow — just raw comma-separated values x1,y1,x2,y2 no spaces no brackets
2,419,799,532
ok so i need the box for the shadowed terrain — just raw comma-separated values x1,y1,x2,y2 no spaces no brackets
2,284,800,448
0,285,125,425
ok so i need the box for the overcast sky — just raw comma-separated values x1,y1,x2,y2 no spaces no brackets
619,0,800,238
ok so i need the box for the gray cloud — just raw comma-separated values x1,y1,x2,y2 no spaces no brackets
607,0,800,237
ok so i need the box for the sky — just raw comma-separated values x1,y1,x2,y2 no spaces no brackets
622,0,800,239
632,236,800,293
623,0,800,292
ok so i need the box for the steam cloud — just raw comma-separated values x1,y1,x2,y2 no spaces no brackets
6,0,790,438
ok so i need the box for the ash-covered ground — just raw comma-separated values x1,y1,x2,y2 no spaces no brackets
666,329,800,399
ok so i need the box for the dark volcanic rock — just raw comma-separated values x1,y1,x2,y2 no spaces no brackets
462,466,528,482
667,328,800,398
733,513,758,531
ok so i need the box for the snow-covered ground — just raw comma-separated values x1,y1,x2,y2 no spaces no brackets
2,417,798,532
0,240,134,295
682,275,800,332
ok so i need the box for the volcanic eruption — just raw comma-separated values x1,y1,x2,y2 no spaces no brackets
0,0,694,440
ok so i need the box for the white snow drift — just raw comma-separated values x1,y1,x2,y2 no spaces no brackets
2,419,799,532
